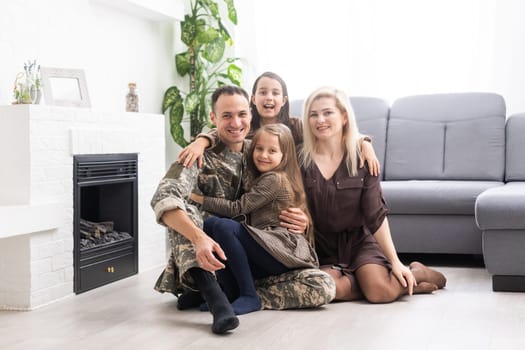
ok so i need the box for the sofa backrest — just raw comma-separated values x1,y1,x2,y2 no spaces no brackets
505,113,525,181
289,99,304,118
350,97,389,174
385,92,506,181
289,97,390,175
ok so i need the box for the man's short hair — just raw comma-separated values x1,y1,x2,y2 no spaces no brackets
211,85,250,112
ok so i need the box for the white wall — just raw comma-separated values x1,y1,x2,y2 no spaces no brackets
0,105,166,310
0,0,176,114
232,1,259,91
252,0,525,116
86,2,175,114
3,1,524,125
0,0,173,309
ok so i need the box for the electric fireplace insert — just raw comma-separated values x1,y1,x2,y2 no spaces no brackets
73,153,138,293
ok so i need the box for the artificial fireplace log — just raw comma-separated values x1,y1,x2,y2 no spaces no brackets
80,219,114,239
80,230,132,250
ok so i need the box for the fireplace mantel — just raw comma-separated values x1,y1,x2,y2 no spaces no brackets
0,104,167,310
0,204,61,239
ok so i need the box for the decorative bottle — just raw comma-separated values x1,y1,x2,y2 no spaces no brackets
126,82,139,112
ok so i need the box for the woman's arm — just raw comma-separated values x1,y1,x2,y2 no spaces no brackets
373,217,416,295
359,165,415,293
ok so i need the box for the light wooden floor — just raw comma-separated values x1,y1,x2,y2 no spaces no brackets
1,255,525,350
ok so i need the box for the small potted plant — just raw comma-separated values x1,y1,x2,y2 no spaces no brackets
13,60,42,104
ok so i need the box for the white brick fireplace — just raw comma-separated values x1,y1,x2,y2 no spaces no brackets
0,105,167,310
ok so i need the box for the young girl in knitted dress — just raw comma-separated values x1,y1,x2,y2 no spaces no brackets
190,124,318,315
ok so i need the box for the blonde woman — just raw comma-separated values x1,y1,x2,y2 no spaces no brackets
299,87,446,302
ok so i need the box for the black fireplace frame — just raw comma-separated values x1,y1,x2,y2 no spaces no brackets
73,153,138,294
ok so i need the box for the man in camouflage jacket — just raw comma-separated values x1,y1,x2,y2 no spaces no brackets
151,87,335,328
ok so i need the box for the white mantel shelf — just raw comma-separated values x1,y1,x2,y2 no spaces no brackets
0,104,167,310
0,203,61,239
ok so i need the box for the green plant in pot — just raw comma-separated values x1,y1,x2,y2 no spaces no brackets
13,60,42,104
162,0,242,147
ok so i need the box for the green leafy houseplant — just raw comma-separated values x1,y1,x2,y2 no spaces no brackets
162,0,242,147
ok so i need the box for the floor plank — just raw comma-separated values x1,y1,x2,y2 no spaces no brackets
1,256,525,350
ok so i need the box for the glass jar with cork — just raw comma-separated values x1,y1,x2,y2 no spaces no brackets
126,82,139,112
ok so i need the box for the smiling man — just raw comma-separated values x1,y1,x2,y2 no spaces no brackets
151,85,335,335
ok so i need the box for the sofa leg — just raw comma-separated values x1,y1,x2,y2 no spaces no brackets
492,275,525,292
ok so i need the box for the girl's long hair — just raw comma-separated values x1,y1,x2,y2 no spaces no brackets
300,87,361,176
247,124,314,245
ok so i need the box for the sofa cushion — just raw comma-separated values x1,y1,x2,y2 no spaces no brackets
475,182,525,230
350,97,389,174
289,99,304,118
385,93,506,181
382,180,503,215
505,113,525,181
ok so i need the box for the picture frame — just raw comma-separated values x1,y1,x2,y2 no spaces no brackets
40,67,91,108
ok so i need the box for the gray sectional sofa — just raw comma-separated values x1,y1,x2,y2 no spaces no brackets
291,93,525,291
475,113,525,291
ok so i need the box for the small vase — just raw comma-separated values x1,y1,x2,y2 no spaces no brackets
31,87,42,104
30,86,37,104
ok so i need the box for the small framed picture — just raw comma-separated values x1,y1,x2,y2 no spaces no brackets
40,67,91,108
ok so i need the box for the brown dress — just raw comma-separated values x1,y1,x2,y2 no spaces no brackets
301,157,391,275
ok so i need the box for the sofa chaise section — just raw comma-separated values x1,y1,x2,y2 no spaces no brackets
476,113,525,291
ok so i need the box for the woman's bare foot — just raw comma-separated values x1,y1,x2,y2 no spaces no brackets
413,281,438,294
409,261,447,289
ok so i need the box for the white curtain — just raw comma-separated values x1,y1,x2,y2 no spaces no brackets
250,0,525,115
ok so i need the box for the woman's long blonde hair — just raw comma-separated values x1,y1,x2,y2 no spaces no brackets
300,87,361,176
247,124,314,245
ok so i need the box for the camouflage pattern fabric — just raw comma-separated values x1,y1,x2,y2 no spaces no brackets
255,268,335,309
151,141,336,308
152,142,248,293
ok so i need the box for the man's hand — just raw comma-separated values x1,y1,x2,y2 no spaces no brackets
161,208,225,272
194,233,226,272
279,207,308,234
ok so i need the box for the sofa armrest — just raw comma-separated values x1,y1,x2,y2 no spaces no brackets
475,182,525,230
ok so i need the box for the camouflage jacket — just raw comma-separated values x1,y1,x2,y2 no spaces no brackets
151,140,252,225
